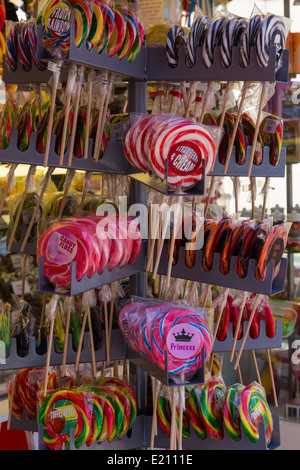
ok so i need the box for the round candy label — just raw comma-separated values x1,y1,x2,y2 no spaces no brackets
47,229,78,265
168,140,202,176
45,3,73,37
166,323,201,360
48,399,78,435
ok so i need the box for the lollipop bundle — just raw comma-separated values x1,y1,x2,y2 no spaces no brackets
124,115,217,191
186,380,273,444
167,10,288,72
213,293,276,343
5,20,47,73
204,111,283,167
38,377,137,449
8,367,74,421
169,216,290,282
37,214,142,289
40,0,145,62
118,298,212,380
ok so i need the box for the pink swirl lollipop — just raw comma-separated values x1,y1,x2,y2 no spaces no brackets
151,307,212,375
128,115,153,172
90,215,124,271
37,221,96,288
18,22,32,71
64,218,101,278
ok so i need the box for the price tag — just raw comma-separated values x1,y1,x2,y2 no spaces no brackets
10,254,22,269
11,280,31,296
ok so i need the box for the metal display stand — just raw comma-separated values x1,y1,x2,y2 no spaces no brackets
1,25,289,451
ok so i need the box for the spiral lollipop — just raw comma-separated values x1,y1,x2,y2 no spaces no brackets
166,25,189,68
107,6,126,57
27,21,47,71
96,1,115,53
86,0,104,50
17,22,32,72
221,17,248,68
223,383,244,441
0,96,16,150
203,17,229,68
186,15,211,68
6,22,18,72
200,380,226,440
257,14,287,71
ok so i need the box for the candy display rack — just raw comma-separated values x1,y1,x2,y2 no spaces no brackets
2,57,69,85
1,12,291,451
151,243,288,297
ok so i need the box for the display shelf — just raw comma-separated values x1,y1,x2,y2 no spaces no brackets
6,224,37,257
212,319,283,353
36,412,281,450
146,413,281,450
38,242,147,296
146,46,290,83
127,348,206,388
37,415,148,450
37,25,147,81
0,328,127,371
151,243,288,297
211,146,286,178
2,57,69,84
0,129,139,174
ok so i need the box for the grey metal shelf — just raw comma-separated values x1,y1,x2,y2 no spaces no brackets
0,129,138,174
152,243,288,297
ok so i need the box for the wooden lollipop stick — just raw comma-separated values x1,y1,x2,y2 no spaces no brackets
223,81,250,175
234,294,262,370
211,289,229,348
103,299,110,365
44,62,61,167
58,168,76,220
59,64,77,165
266,348,278,407
108,283,116,352
235,351,243,384
247,82,267,177
94,73,114,162
146,195,164,272
0,163,18,217
61,297,73,376
7,165,36,252
74,307,88,374
150,378,159,450
198,82,213,124
166,204,182,288
84,70,95,160
43,295,59,396
170,388,177,450
252,350,262,385
86,302,97,381
20,167,55,252
75,171,92,217
261,177,270,220
67,66,85,167
204,176,215,218
229,291,248,362
152,198,177,279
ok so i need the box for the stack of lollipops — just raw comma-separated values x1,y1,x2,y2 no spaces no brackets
124,115,216,191
37,214,142,289
118,299,212,379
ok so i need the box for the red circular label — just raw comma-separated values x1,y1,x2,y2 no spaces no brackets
168,140,202,176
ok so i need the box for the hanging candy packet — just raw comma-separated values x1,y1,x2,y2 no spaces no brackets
259,112,283,166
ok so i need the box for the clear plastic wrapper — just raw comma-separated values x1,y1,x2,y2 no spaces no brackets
259,112,283,166
0,301,11,357
118,297,212,383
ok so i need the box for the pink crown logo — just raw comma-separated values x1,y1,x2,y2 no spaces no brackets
173,328,194,342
